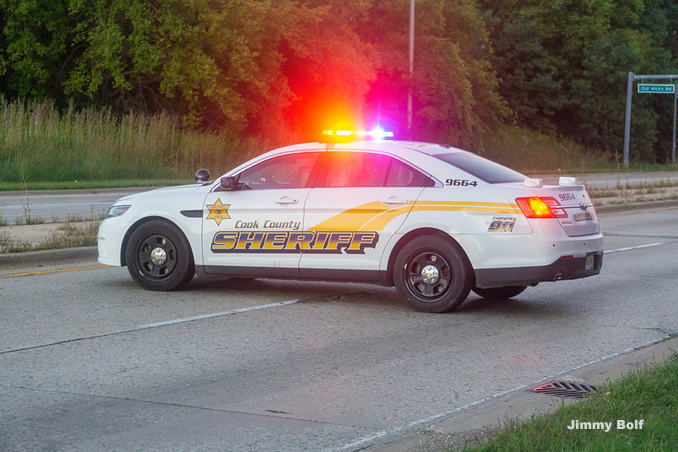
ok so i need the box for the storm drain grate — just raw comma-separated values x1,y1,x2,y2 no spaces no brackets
526,380,598,399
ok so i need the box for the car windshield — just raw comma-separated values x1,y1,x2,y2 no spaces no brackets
434,152,525,184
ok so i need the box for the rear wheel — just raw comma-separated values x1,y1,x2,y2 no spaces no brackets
393,236,473,313
125,220,195,291
472,286,527,301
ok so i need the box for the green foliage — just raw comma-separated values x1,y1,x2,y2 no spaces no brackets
0,0,74,100
480,0,678,162
415,0,509,149
480,0,566,132
64,0,284,133
2,0,678,162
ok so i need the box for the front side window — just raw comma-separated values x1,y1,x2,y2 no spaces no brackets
237,152,319,190
322,152,432,188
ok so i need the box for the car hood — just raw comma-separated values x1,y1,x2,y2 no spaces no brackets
115,184,206,203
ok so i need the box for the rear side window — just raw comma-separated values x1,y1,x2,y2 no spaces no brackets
434,153,525,184
321,152,433,188
387,159,433,187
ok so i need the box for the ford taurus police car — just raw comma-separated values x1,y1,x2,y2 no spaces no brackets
98,132,603,313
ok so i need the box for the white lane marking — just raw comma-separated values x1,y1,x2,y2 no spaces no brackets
137,299,300,329
332,336,669,452
0,299,300,355
605,242,664,254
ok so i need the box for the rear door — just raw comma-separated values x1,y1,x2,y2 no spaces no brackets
300,150,433,279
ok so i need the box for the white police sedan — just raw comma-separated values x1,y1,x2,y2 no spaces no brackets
98,131,603,312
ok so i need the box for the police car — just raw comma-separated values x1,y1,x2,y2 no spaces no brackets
98,130,603,313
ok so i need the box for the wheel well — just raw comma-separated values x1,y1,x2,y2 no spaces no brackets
120,216,184,267
386,228,474,286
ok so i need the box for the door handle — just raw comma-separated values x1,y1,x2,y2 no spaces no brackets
381,197,409,206
275,196,299,205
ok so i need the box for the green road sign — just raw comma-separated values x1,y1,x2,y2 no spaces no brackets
638,84,675,93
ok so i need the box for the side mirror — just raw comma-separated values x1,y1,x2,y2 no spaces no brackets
220,175,239,191
194,168,211,183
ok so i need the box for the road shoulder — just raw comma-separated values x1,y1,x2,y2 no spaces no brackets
370,335,678,451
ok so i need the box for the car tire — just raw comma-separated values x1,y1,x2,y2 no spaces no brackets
393,236,473,313
472,286,527,301
125,220,195,291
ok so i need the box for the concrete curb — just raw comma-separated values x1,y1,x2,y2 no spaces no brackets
0,246,98,271
595,199,678,215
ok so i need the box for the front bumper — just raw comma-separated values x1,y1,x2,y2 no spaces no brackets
97,216,131,267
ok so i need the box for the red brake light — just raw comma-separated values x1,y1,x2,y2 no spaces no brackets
516,197,567,219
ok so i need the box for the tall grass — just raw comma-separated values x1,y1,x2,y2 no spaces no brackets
0,99,276,184
2,99,674,186
480,126,621,174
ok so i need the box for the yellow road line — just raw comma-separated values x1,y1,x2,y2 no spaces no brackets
1,265,107,278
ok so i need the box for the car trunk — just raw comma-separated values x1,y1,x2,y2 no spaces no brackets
535,181,600,237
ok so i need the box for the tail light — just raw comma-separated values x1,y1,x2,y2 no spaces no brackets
516,197,567,219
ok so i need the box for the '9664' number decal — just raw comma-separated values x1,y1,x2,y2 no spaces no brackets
446,179,478,187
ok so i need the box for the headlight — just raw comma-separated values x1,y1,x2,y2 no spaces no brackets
104,205,131,220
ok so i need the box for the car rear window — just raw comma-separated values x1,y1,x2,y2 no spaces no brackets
434,152,525,184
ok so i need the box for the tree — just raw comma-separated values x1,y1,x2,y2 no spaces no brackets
61,0,377,139
361,0,507,149
65,0,276,132
479,0,565,131
479,0,678,161
0,0,75,101
276,0,378,140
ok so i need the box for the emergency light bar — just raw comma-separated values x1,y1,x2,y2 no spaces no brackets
322,128,394,141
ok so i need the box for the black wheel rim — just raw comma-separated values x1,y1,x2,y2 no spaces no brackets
135,234,178,279
404,251,453,302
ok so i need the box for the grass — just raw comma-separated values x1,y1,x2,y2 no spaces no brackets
0,179,192,191
0,98,282,186
0,220,100,254
461,353,678,451
481,126,678,175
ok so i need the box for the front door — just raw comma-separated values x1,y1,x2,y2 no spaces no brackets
201,151,320,277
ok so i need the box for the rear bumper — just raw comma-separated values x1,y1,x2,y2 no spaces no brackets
474,252,603,289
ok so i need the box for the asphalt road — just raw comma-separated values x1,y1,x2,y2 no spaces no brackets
1,171,677,224
0,188,148,224
1,207,677,451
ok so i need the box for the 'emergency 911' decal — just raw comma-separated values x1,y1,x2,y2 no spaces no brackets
211,231,379,254
488,217,517,232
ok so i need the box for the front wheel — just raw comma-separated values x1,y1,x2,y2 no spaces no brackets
125,220,195,291
393,236,473,313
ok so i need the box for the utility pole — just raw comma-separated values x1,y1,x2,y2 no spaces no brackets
407,0,414,140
